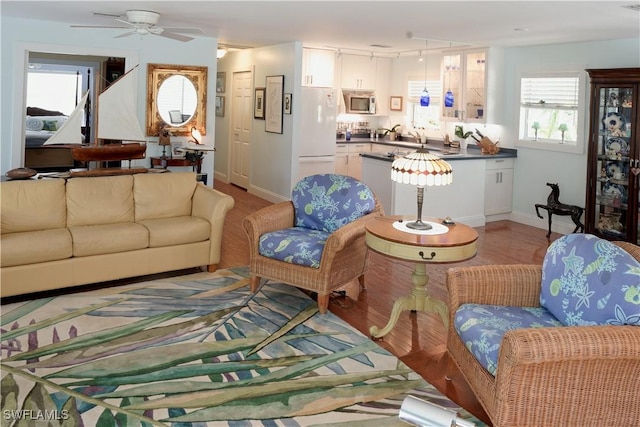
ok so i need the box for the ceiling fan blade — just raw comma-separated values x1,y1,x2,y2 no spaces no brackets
114,18,136,27
92,12,123,18
160,27,205,35
71,25,131,29
154,31,194,42
114,31,136,39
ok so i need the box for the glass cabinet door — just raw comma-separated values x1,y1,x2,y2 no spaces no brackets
593,85,634,241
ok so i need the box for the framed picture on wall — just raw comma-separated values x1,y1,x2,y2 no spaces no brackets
265,75,284,134
390,96,403,111
254,87,265,119
284,93,292,114
215,96,225,117
216,72,226,93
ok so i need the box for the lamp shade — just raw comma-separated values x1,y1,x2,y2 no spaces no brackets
391,149,453,187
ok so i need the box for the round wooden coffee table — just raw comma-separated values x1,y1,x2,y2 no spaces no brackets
365,215,478,339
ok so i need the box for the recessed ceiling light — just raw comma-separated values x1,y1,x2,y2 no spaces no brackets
370,44,393,48
622,4,640,11
514,28,529,32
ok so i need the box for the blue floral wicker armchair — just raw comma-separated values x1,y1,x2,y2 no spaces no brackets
446,233,640,427
243,174,383,313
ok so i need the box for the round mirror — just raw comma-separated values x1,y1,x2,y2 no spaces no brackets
156,75,197,127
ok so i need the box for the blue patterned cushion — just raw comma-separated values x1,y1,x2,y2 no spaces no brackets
454,304,563,376
292,174,376,233
540,233,640,326
258,227,329,268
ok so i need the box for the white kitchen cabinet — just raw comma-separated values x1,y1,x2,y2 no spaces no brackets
484,158,514,216
335,143,370,180
362,155,487,227
302,48,335,87
335,144,349,176
340,54,377,90
441,48,487,123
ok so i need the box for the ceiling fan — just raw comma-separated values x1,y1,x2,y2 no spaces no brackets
70,10,204,42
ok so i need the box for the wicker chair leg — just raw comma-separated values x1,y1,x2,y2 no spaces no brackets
358,274,366,290
250,276,261,293
317,294,329,314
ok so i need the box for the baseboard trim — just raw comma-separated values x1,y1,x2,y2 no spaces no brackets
509,211,580,236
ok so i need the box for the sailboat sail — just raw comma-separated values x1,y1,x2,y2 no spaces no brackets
42,91,89,146
97,66,146,142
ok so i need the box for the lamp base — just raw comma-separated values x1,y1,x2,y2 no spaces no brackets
406,219,432,230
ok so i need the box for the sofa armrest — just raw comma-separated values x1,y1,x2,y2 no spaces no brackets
492,325,640,426
192,185,235,265
242,202,295,249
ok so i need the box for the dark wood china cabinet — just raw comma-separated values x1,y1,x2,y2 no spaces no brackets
585,68,640,244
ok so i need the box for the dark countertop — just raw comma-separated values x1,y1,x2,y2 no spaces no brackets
339,137,517,161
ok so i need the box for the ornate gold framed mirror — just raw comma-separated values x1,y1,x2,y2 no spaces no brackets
146,63,208,136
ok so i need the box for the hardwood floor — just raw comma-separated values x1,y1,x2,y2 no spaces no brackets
215,179,560,426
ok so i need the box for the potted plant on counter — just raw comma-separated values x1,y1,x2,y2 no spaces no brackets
454,125,473,151
378,124,402,141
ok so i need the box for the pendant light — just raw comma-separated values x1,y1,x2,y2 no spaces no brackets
444,43,455,108
420,40,430,106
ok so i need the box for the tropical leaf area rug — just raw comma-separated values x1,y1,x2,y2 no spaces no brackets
1,267,485,426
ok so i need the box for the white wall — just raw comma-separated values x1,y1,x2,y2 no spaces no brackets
215,42,299,201
1,16,219,181
503,38,640,233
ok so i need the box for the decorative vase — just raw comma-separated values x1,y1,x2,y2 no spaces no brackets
459,138,468,152
389,131,397,141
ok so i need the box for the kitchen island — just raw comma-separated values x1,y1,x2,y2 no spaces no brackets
359,141,517,227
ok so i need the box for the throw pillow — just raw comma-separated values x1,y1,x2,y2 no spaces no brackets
25,116,44,131
291,174,376,233
42,120,59,131
540,233,640,326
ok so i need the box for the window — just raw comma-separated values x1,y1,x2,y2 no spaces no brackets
407,78,441,131
517,71,585,153
27,70,81,116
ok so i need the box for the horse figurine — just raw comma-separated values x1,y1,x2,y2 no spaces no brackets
535,183,584,238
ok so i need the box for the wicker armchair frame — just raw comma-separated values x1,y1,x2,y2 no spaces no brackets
446,241,640,427
243,195,383,313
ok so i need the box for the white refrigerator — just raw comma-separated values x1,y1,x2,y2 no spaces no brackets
297,87,337,181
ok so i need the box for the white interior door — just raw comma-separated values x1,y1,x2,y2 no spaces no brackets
230,70,252,189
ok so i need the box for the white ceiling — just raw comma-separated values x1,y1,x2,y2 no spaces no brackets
2,1,639,54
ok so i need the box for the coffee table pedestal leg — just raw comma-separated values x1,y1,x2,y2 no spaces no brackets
370,263,449,339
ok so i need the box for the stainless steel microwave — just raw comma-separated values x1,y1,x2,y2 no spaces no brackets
343,91,376,114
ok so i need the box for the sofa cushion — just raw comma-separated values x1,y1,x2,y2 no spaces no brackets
1,179,67,233
134,172,197,221
540,233,640,326
258,227,330,268
292,174,376,233
66,176,134,226
0,229,72,267
69,223,149,257
138,216,210,248
454,304,563,376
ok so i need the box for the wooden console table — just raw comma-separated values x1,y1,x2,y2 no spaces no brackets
150,157,201,171
365,215,478,339
150,157,207,185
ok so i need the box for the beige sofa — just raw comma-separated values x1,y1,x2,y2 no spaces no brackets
1,172,234,298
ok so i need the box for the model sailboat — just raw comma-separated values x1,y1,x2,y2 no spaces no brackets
44,65,147,174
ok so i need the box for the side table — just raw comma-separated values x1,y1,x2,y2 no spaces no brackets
365,215,478,339
150,157,207,185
